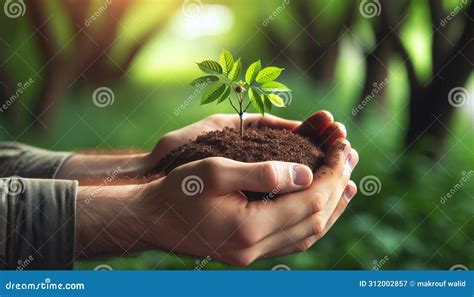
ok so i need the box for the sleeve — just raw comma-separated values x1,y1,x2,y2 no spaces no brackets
0,142,71,179
0,177,77,270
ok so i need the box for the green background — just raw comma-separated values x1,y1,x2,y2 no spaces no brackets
0,0,472,270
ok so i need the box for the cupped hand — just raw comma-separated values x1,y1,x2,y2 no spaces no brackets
147,111,347,166
135,138,358,266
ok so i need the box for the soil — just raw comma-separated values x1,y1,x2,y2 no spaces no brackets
150,127,325,201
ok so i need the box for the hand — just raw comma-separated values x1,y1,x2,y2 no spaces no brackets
134,139,358,265
75,140,358,265
73,110,359,264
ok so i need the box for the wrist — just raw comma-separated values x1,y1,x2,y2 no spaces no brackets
75,182,153,257
128,179,168,248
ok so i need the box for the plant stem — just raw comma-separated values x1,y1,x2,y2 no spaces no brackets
232,86,245,138
228,98,239,114
239,93,244,138
243,101,251,113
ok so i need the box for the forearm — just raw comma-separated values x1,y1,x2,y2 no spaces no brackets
74,183,154,257
56,153,153,183
0,142,154,183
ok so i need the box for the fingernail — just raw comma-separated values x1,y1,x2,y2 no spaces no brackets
337,123,347,137
347,154,356,172
291,165,313,186
344,185,356,200
349,149,357,169
343,158,352,175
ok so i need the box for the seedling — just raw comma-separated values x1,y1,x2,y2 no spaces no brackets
191,49,291,138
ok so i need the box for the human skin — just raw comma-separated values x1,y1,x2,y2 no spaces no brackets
57,112,359,265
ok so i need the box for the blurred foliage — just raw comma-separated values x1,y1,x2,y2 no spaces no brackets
0,0,473,270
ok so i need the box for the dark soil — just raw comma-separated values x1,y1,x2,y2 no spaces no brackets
150,127,325,200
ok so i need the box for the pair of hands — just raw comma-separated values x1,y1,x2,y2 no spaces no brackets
128,111,358,265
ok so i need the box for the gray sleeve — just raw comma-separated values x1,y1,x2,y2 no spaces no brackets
0,177,77,270
0,142,71,179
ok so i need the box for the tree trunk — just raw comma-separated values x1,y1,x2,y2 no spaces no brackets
355,40,392,120
405,2,473,156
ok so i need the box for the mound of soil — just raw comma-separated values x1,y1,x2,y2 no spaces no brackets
150,127,325,200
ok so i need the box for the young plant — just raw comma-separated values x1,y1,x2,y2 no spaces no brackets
191,49,291,138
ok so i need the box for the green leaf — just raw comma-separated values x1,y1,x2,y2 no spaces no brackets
263,94,272,112
261,81,291,92
254,88,272,112
245,60,261,84
197,60,222,74
256,67,284,83
248,87,264,115
219,49,234,75
190,75,219,86
201,83,226,105
227,58,242,81
216,85,231,103
267,93,285,107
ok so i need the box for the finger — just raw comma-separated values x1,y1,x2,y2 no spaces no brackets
204,114,300,131
322,180,357,235
220,160,313,194
172,157,313,196
256,189,342,255
261,181,357,259
244,113,301,130
309,138,351,203
256,150,355,255
293,110,334,140
253,139,351,233
348,148,359,170
320,122,347,150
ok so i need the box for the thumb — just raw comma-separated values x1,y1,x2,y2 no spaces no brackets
167,157,313,197
213,159,313,195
